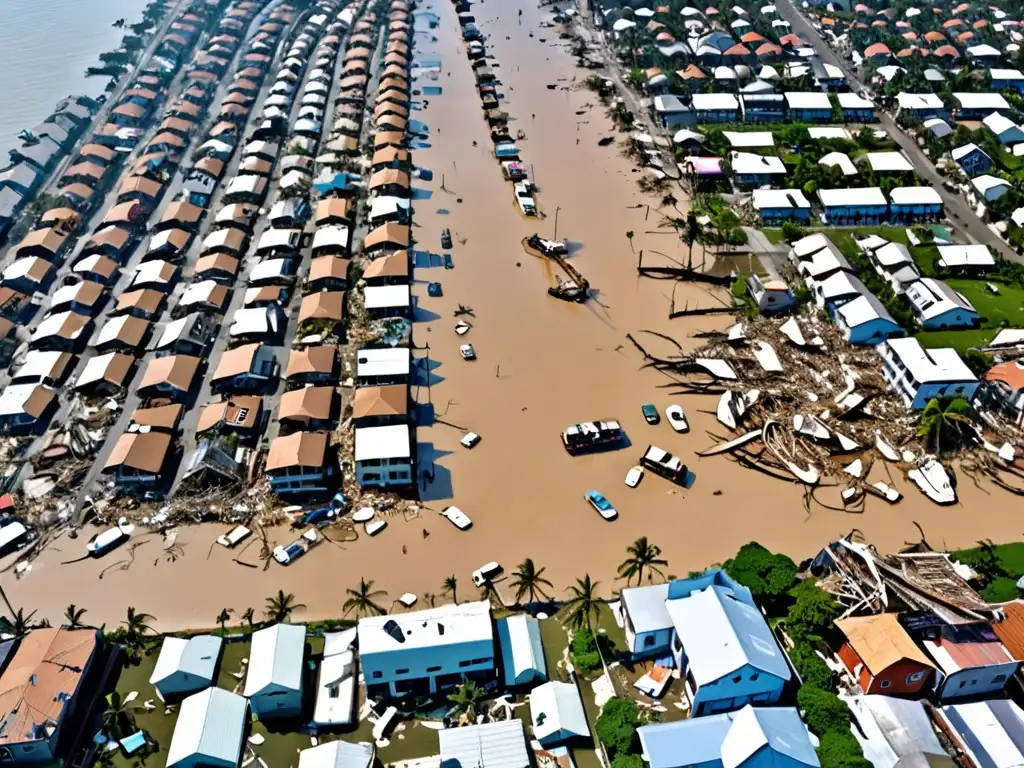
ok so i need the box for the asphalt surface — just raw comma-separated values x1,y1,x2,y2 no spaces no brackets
773,0,1020,263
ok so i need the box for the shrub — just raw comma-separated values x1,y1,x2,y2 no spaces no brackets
781,222,807,242
787,580,840,642
790,643,834,690
798,685,851,736
982,577,1020,603
572,627,601,673
595,697,640,758
611,754,645,768
722,542,798,615
816,730,873,768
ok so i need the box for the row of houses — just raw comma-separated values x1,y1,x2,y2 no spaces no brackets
750,185,943,225
655,89,877,127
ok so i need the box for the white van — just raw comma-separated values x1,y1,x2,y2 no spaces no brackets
472,561,502,586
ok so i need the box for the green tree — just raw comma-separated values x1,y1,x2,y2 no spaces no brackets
787,581,840,641
982,577,1020,603
722,542,798,615
571,627,601,673
264,591,306,623
121,607,154,648
216,608,233,635
962,348,993,377
612,754,645,768
595,697,640,758
816,730,873,768
447,679,486,719
564,574,601,631
442,574,459,604
510,558,553,605
343,578,388,617
617,537,668,586
626,230,635,253
241,607,255,630
916,396,972,454
64,604,88,629
102,692,142,740
1,607,38,637
798,685,851,736
972,539,1007,580
781,222,807,242
789,642,835,690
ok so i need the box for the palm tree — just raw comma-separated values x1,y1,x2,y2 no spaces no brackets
64,604,88,629
424,592,437,608
974,539,1006,580
626,230,635,253
216,608,233,635
447,679,486,719
241,607,255,630
661,193,679,213
2,607,38,637
264,591,306,623
121,607,154,647
510,558,553,605
916,396,972,455
618,537,668,586
441,574,458,604
564,574,601,631
343,578,387,617
102,692,143,740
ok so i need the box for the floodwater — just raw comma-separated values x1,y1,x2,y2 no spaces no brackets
0,0,143,157
3,0,1016,630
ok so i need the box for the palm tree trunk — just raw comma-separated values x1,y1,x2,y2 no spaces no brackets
0,584,16,619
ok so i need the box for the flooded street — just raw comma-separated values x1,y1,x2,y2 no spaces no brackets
4,0,1017,631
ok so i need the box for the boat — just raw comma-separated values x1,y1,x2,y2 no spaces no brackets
727,323,746,343
526,233,568,256
666,404,689,433
843,459,863,478
216,525,251,548
716,390,758,429
273,529,319,565
624,465,644,487
548,277,587,302
352,507,375,523
875,432,900,462
455,321,471,335
86,518,134,557
867,481,902,503
561,419,625,454
907,457,956,505
365,520,387,536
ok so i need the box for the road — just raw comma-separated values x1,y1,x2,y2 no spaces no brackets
774,0,1020,263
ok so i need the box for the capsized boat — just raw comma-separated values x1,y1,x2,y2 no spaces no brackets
875,432,900,462
273,528,320,565
87,518,134,557
868,481,901,503
526,233,567,256
753,342,783,373
716,390,759,430
907,457,956,505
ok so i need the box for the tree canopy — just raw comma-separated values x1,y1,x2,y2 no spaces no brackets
595,697,640,758
722,542,798,614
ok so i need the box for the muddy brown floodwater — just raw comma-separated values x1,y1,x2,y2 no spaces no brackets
3,0,1016,631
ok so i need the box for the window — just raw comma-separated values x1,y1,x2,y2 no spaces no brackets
459,660,473,668
993,674,1007,683
471,658,491,665
371,671,382,679
643,635,656,648
732,675,742,684
427,666,442,673
396,668,410,675
750,672,759,681
906,670,926,684
879,680,892,689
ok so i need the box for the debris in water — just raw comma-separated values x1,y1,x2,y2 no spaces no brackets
546,83,557,89
598,137,615,146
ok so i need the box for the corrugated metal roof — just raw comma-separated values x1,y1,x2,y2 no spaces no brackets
993,602,1024,661
496,615,546,687
530,681,589,744
244,623,306,696
166,687,247,767
297,740,373,768
438,719,530,768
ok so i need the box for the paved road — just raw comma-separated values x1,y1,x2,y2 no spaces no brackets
774,0,1020,262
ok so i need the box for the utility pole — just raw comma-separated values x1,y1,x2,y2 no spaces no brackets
553,206,561,241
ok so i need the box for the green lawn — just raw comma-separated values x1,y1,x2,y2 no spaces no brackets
947,279,1024,328
915,328,997,354
954,542,1024,577
829,226,910,260
761,228,788,244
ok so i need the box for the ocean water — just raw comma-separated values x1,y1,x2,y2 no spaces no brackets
0,0,145,157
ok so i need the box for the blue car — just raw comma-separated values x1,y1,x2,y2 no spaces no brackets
641,404,660,425
584,490,617,520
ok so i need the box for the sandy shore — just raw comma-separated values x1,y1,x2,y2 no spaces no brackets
2,0,1016,631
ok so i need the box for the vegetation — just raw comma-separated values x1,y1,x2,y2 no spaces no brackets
617,537,668,586
952,540,1024,603
64,604,88,629
216,608,233,635
571,626,601,673
511,558,554,605
264,591,306,623
789,643,835,690
916,396,972,455
447,680,486,720
122,607,154,650
441,574,459,604
563,574,601,631
343,578,388,617
786,580,840,642
594,697,641,759
722,542,798,616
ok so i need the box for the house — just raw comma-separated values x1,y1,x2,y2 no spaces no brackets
355,424,413,488
530,681,589,747
953,93,1011,119
363,251,409,285
616,570,791,715
314,197,353,226
3,257,55,294
137,354,202,401
751,189,809,224
983,361,1024,426
835,613,936,696
784,91,832,122
299,291,345,328
129,403,184,433
864,152,914,175
745,275,795,314
311,631,359,729
150,635,224,701
103,431,173,493
74,352,135,397
740,94,784,123
229,306,281,342
195,395,263,438
12,227,71,261
818,187,888,225
972,174,1011,203
364,285,410,319
176,281,229,315
0,384,57,435
256,228,301,258
166,688,248,768
835,292,903,345
652,95,691,128
30,311,91,352
496,615,546,688
356,347,410,386
691,93,739,123
244,623,306,719
837,92,875,122
919,623,1019,702
889,187,943,222
938,700,1024,768
363,222,410,254
982,112,1024,145
990,68,1024,94
279,386,336,431
638,706,818,768
211,343,277,393
286,345,338,385
842,695,951,768
116,288,166,320
438,720,530,768
789,234,853,283
11,350,72,386
924,118,953,139
265,431,335,495
358,600,494,698
936,245,995,271
730,152,786,187
895,93,945,119
905,278,979,329
51,280,106,316
0,628,100,764
73,254,119,285
877,337,979,409
868,241,920,295
951,144,992,177
311,225,350,258
298,741,372,768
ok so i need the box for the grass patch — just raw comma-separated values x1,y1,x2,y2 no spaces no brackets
952,542,1024,581
946,279,1024,328
828,226,910,260
915,328,997,354
761,228,788,244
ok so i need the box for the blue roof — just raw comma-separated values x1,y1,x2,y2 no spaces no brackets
640,714,734,768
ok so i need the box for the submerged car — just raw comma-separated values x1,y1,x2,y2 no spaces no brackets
641,403,660,425
584,490,617,520
666,404,690,433
460,343,476,360
442,506,473,530
624,465,644,488
461,431,481,448
441,228,453,249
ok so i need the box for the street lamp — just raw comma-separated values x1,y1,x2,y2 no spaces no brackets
553,206,562,242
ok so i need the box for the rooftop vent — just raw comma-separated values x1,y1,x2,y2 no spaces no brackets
383,619,405,643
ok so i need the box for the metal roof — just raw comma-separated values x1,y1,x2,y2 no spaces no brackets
438,719,530,768
166,687,247,767
496,615,546,687
244,623,306,696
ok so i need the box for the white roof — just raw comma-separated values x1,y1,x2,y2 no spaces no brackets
990,329,1024,348
864,151,914,173
132,259,175,287
3,257,48,283
250,259,290,282
31,311,86,343
819,187,886,207
438,720,529,768
873,242,913,267
226,174,265,195
724,131,774,148
797,241,852,279
973,175,1011,195
257,228,300,252
692,93,739,110
819,152,857,176
836,291,897,329
808,126,852,140
990,68,1024,80
896,93,943,110
51,281,96,308
150,635,223,687
967,44,1001,57
784,91,831,109
313,631,357,727
906,277,976,321
75,352,128,389
924,118,953,138
312,225,351,250
74,254,114,276
530,681,589,743
497,615,546,686
791,232,832,258
612,18,636,31
298,741,373,768
230,307,278,337
752,189,810,210
216,204,253,225
937,244,996,268
954,92,1011,111
0,384,53,417
180,280,222,307
166,687,248,768
358,600,492,655
149,228,188,254
837,92,873,109
356,347,410,377
245,623,306,696
883,337,976,384
952,143,988,162
203,228,243,252
889,187,942,205
654,94,688,113
844,695,946,768
722,707,820,768
983,111,1021,136
817,271,868,302
354,424,411,461
15,350,67,383
730,152,786,175
363,284,410,310
369,196,411,221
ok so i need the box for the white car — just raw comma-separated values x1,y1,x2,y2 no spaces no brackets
624,465,644,487
461,432,481,448
442,505,473,530
460,343,476,360
472,561,502,586
666,404,689,433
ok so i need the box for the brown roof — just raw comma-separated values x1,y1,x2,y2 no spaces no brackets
265,430,328,471
195,395,263,433
362,251,410,280
315,198,353,224
161,200,204,226
213,343,262,381
116,288,164,316
87,226,131,251
368,168,410,190
113,103,145,118
138,354,201,393
378,77,408,93
0,628,97,746
210,121,238,137
76,254,118,280
39,311,90,341
352,384,408,419
79,143,117,163
244,285,287,306
240,157,272,175
340,74,368,89
38,207,79,227
149,131,186,149
196,157,226,178
130,403,183,430
372,146,409,168
60,183,95,200
119,175,163,199
9,257,53,283
65,161,106,181
279,386,335,421
379,116,408,132
14,227,69,257
77,351,135,389
307,256,350,283
202,228,246,254
98,315,150,348
994,602,1024,660
59,280,105,308
104,431,172,473
14,385,56,418
299,291,345,322
195,253,240,277
105,201,144,225
153,228,191,252
286,344,337,378
836,614,935,674
374,131,406,149
364,223,410,249
172,101,201,117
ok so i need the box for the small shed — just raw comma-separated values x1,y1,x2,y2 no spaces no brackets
166,687,248,768
150,635,224,701
244,623,306,718
496,615,546,687
438,719,530,768
298,740,373,768
529,681,590,746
